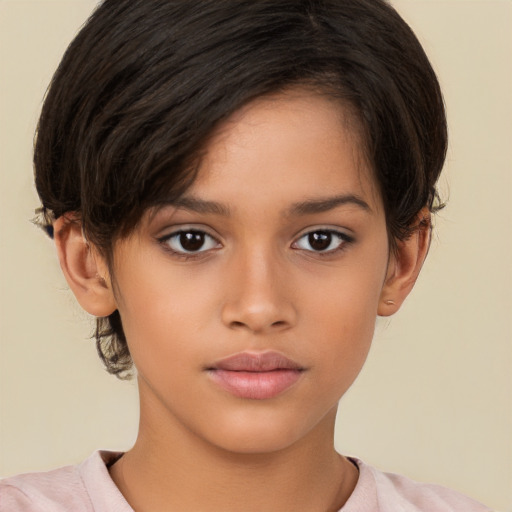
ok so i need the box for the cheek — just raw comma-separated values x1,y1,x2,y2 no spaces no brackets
113,257,201,359
115,247,211,323
301,248,388,385
303,246,387,332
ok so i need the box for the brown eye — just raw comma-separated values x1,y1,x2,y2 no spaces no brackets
180,231,206,252
294,229,350,253
308,231,332,251
164,230,219,254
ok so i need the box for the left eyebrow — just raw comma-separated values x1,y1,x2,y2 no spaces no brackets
287,194,372,216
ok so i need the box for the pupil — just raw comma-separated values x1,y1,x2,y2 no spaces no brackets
180,232,204,251
309,231,331,251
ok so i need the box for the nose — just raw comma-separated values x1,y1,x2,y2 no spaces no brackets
221,248,297,334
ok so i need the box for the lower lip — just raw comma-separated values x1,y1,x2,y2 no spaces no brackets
208,369,303,400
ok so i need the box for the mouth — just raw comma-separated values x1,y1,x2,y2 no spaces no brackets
206,351,306,400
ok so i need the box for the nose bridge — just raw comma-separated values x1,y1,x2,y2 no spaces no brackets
221,241,295,333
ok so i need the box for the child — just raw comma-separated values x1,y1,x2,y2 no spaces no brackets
0,0,493,510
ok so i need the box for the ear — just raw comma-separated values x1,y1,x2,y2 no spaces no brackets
378,208,431,316
53,215,117,317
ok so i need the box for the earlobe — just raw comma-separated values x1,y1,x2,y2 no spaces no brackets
53,215,117,317
378,208,431,317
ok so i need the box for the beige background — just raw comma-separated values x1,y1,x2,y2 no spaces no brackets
0,1,511,510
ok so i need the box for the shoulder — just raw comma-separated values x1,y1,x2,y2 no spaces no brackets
0,462,89,512
0,451,129,512
343,458,491,512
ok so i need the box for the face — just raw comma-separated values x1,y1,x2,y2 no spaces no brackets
110,90,391,454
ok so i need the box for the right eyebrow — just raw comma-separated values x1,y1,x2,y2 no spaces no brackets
155,196,231,216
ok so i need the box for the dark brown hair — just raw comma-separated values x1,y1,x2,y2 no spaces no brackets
34,0,447,378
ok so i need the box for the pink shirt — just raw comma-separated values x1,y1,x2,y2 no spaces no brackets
0,451,490,511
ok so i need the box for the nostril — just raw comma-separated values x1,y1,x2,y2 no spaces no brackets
229,319,288,331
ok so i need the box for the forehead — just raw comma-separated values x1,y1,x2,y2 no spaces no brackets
186,89,382,214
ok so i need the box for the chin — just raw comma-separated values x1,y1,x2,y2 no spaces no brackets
213,429,303,456
200,405,336,456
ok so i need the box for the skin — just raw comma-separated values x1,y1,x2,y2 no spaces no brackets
55,90,429,511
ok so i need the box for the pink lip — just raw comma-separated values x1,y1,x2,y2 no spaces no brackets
207,352,305,400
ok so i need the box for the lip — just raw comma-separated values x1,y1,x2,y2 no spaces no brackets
206,351,305,400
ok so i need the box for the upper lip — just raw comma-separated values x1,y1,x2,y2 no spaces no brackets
208,351,304,372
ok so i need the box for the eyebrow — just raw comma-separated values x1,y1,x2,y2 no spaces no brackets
287,194,371,216
156,193,370,218
159,196,231,216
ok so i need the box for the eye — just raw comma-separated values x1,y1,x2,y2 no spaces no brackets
293,230,351,253
162,230,220,254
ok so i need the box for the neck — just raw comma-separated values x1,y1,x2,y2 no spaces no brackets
110,389,358,512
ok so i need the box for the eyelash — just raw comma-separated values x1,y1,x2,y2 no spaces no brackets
158,228,354,260
158,229,221,260
292,229,354,256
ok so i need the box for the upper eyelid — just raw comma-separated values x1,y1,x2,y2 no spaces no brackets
291,227,354,250
158,229,222,257
293,226,353,240
158,224,220,239
157,227,223,253
156,225,353,244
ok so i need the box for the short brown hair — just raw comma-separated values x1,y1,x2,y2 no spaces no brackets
34,0,447,378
